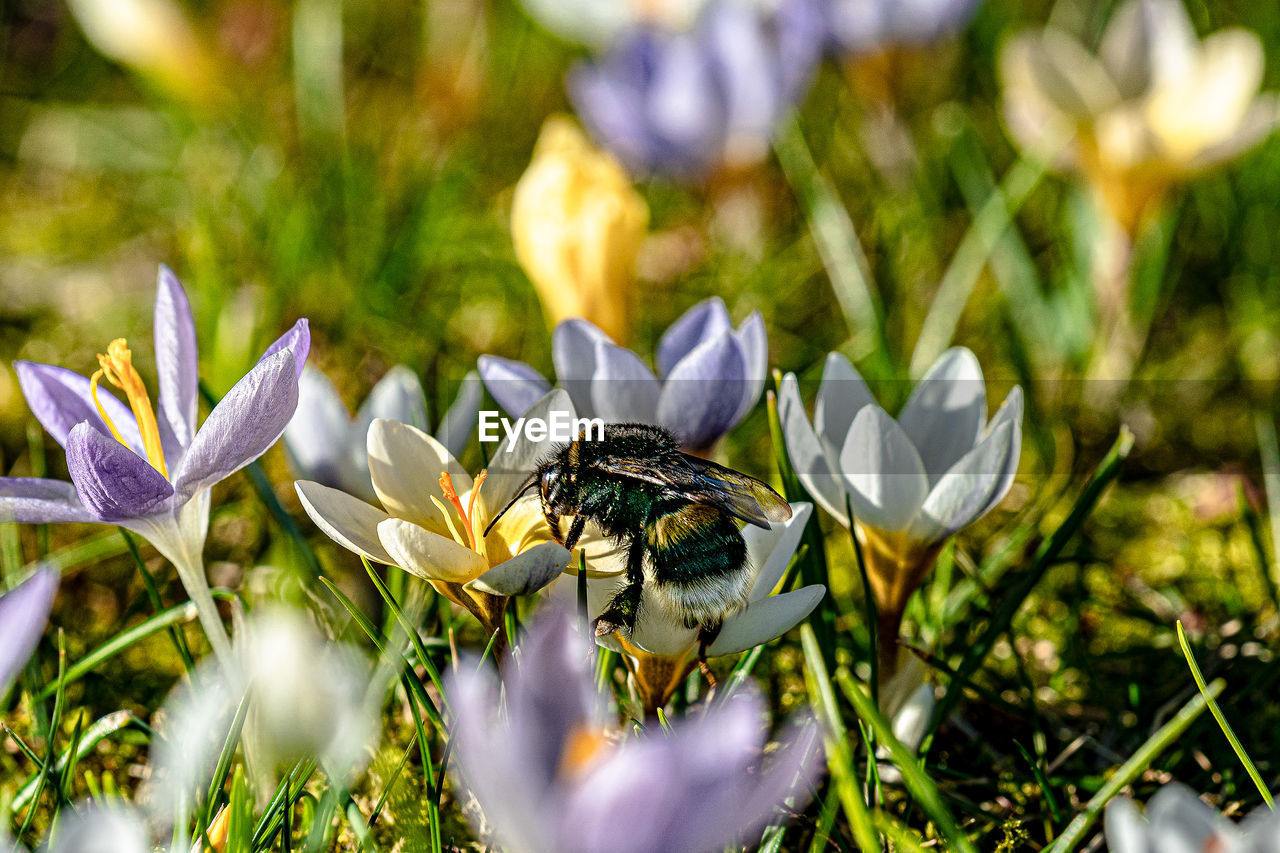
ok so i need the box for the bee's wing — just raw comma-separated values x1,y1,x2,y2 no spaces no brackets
676,453,793,529
592,454,792,530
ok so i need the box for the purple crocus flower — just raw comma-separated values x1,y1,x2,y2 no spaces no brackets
479,297,765,454
568,0,825,177
823,0,981,56
0,565,58,698
448,607,822,853
3,266,308,659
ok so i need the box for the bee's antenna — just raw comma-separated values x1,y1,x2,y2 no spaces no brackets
484,473,539,537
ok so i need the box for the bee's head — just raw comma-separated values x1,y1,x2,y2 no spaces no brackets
483,441,581,537
537,438,583,512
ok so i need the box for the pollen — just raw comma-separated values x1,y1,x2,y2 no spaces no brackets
90,338,169,479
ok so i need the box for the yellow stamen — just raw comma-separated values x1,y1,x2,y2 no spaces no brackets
468,470,488,546
439,472,475,550
430,495,468,549
90,338,168,478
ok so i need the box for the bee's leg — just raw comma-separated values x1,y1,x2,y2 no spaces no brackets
542,498,563,544
563,515,587,551
594,537,645,638
695,622,723,659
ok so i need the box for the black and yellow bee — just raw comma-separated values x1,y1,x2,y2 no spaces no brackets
488,423,792,646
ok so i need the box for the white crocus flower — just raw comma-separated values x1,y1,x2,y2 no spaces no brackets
874,655,936,783
146,606,379,819
1000,0,1280,234
778,347,1022,675
555,502,823,712
1106,782,1280,852
284,366,481,503
295,390,573,639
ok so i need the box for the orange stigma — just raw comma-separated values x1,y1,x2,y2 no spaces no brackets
439,470,488,551
90,338,168,478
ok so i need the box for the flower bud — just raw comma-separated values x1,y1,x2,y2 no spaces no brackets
511,116,648,344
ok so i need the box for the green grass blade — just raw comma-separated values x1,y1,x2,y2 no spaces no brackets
799,625,881,853
33,601,202,702
773,117,884,361
926,427,1133,750
1043,678,1224,853
910,155,1047,377
835,670,976,853
1176,621,1274,808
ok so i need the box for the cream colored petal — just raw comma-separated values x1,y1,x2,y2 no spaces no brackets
706,585,825,657
745,502,812,602
1018,29,1121,119
1100,0,1197,97
1147,29,1266,162
1188,93,1280,172
367,418,470,531
377,517,487,583
1094,103,1159,172
295,480,393,565
999,35,1080,164
466,542,571,596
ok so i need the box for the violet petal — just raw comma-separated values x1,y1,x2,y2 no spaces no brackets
14,361,143,455
0,478,94,524
174,349,299,500
66,422,174,522
154,265,200,458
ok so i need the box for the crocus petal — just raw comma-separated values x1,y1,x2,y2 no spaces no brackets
706,585,824,656
355,365,429,433
295,480,394,565
376,517,487,583
154,265,199,457
731,310,768,423
552,318,613,417
44,803,150,853
174,349,299,500
283,367,351,487
258,319,311,379
589,341,660,423
1100,0,1196,98
466,542,571,596
976,386,1024,517
1146,784,1239,850
0,478,93,524
435,370,483,459
0,565,58,697
366,418,470,531
910,420,1016,544
839,405,928,533
480,389,576,518
656,331,748,451
477,355,553,417
1025,28,1123,119
1104,797,1149,853
66,422,174,522
814,351,874,458
745,501,812,601
14,361,143,455
656,296,732,378
898,347,986,484
777,374,848,524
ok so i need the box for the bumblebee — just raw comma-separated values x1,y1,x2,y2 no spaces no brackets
487,423,792,646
